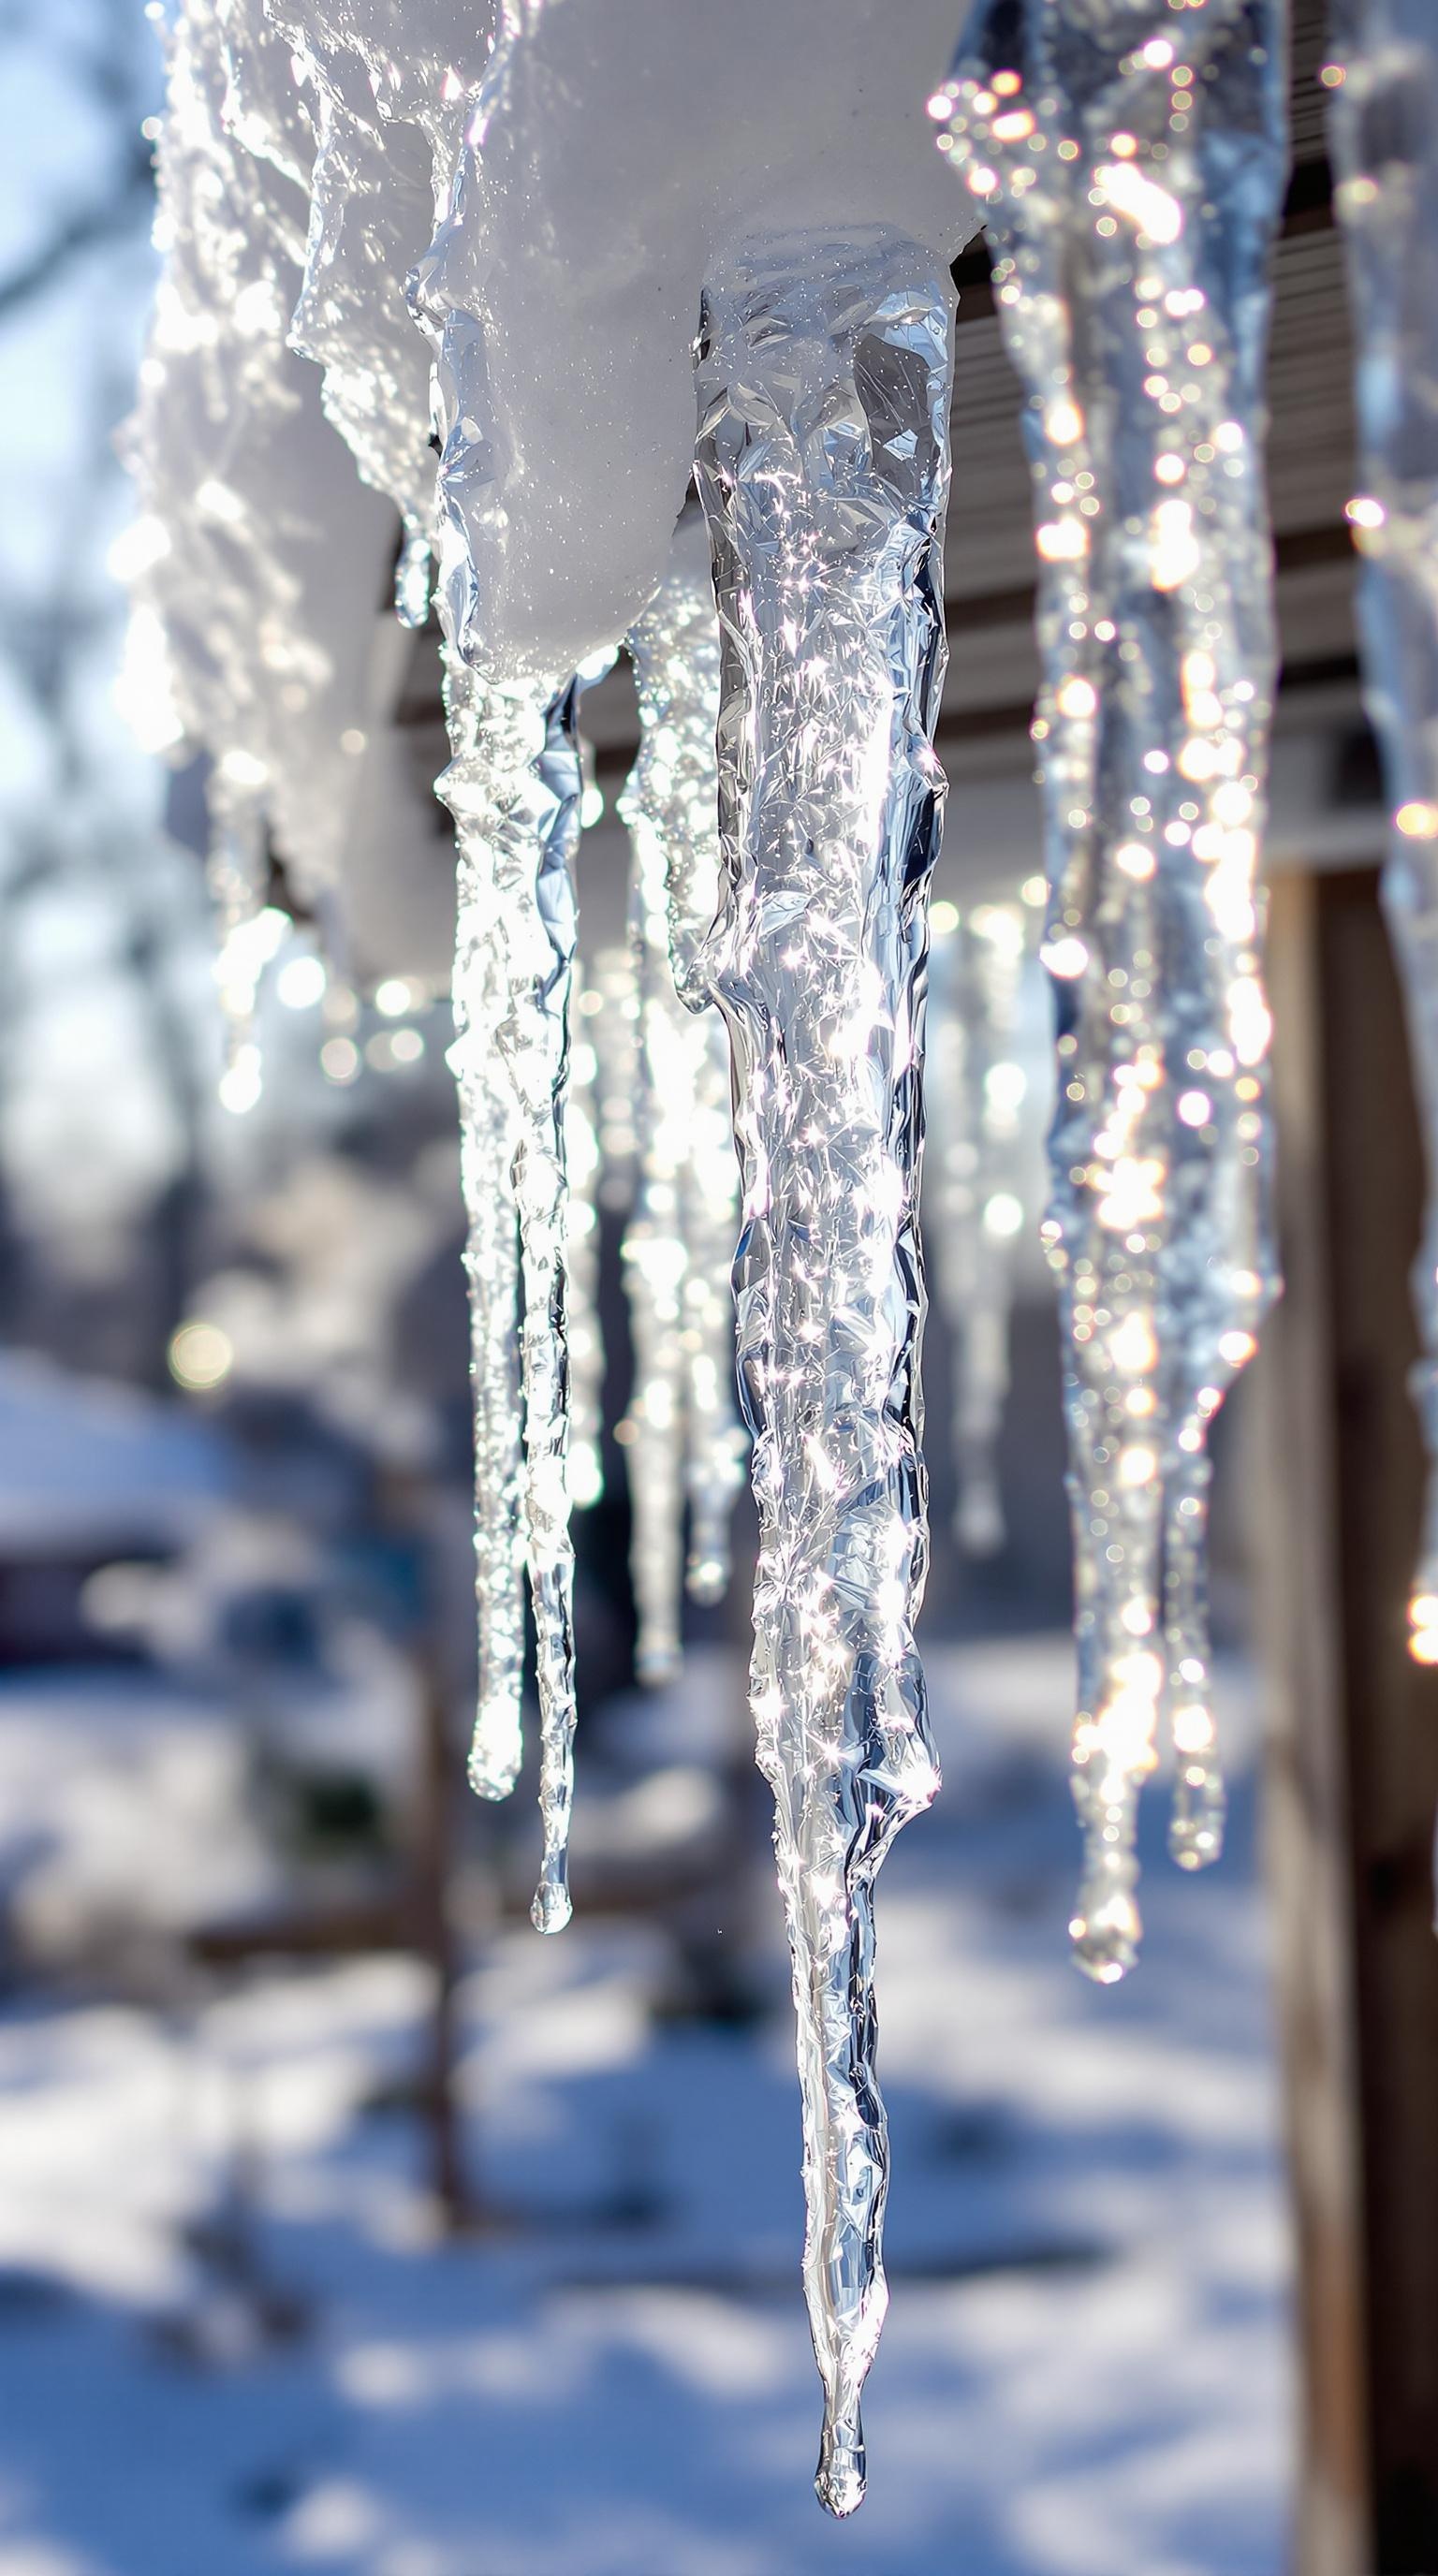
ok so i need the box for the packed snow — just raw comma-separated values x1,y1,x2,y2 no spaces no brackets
0,1640,1291,2576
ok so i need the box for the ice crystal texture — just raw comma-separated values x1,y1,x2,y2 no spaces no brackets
693,229,952,2516
564,959,607,1516
926,900,1034,1555
939,0,1286,1979
438,663,588,1933
1327,2,1438,1665
264,0,493,622
437,662,523,1805
620,518,745,1677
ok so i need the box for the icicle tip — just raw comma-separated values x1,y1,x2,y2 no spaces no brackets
467,1743,521,1804
816,2417,866,2519
530,1875,573,1936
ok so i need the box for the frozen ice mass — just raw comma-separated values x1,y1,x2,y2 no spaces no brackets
936,0,1285,1978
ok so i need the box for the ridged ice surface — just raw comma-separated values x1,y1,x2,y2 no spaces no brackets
938,0,1286,1980
693,229,951,2516
268,17,435,616
1327,2,1438,1666
925,900,1034,1556
438,662,587,1932
264,0,493,622
557,939,643,1523
436,662,523,1806
620,519,745,1678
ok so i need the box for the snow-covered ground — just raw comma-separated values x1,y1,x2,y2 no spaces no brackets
0,1637,1291,2576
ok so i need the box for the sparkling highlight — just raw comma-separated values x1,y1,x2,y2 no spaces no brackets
941,0,1287,1972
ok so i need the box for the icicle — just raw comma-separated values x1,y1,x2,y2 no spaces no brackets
681,1047,748,1611
925,900,1032,1555
693,229,952,2518
409,88,609,1928
937,3,1286,1977
619,517,745,1678
565,960,606,1515
1326,4,1438,1668
261,0,496,629
207,759,271,1113
437,664,587,1932
506,666,590,1937
437,665,523,1804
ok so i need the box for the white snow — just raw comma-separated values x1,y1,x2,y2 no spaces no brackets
422,0,983,679
121,0,395,907
0,1639,1291,2575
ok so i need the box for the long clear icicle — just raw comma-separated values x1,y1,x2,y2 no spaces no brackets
565,962,607,1515
926,900,1033,1554
207,764,271,1113
413,107,597,1929
1327,3,1438,1669
938,1,1286,1979
693,229,951,2517
437,665,587,1932
438,664,524,1804
620,516,745,1678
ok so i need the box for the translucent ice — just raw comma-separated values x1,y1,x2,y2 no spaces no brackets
620,516,744,1677
938,0,1287,1976
694,228,952,2515
438,659,589,1932
262,0,495,619
564,960,606,1516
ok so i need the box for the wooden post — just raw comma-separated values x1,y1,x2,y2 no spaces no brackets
1254,866,1438,2576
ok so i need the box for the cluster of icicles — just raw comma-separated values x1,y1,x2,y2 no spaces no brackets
124,0,1438,2517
